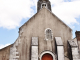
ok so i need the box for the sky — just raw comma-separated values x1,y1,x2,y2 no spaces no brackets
0,0,80,49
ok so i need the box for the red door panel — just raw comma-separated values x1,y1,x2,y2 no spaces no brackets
42,53,53,60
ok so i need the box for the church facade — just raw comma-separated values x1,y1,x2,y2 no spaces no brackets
0,0,80,60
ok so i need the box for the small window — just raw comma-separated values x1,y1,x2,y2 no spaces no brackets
45,28,53,40
41,3,47,8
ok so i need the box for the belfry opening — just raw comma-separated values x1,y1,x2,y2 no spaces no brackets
37,0,51,12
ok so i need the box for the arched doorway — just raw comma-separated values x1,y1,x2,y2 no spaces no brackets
39,51,55,60
42,53,53,60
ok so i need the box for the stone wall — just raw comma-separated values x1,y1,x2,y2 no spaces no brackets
75,31,80,52
9,37,20,60
68,40,80,60
0,45,12,60
18,7,72,60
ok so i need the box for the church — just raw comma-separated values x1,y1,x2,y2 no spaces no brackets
0,0,80,60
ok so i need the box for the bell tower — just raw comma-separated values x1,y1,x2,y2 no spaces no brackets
37,0,51,12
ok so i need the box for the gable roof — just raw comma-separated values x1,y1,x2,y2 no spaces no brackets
0,44,13,51
49,9,72,31
19,7,72,31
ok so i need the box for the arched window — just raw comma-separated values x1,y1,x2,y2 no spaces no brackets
41,3,47,8
45,28,53,40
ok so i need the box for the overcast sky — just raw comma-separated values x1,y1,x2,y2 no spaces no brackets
0,0,80,49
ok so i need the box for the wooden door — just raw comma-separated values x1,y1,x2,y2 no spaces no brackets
42,53,53,60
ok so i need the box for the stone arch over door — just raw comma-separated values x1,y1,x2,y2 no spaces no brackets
39,51,56,60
